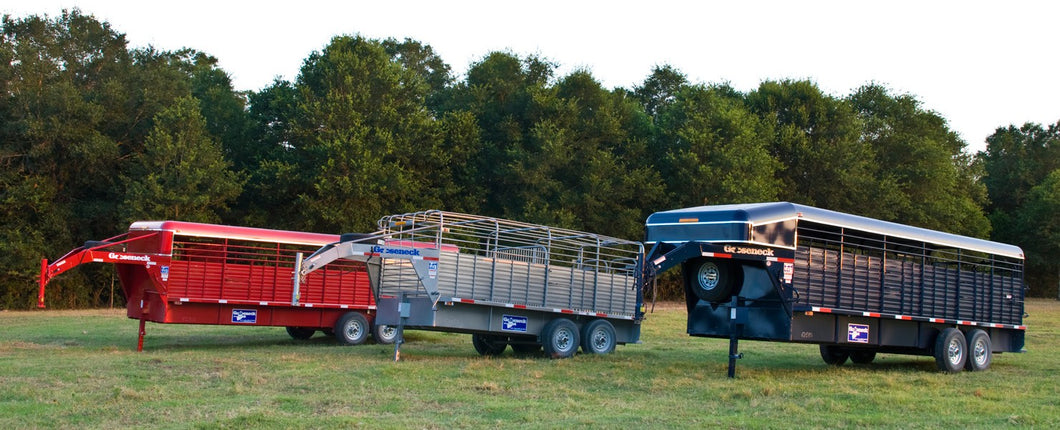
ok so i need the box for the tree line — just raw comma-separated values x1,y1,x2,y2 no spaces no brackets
2,10,1057,308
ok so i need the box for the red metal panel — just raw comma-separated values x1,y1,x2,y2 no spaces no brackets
129,221,340,246
43,220,378,348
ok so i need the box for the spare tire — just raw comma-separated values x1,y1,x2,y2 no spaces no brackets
686,259,740,303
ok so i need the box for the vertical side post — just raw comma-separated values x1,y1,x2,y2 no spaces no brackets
292,252,303,306
393,292,409,362
38,259,48,309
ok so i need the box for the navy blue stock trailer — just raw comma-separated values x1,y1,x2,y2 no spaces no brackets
644,202,1025,376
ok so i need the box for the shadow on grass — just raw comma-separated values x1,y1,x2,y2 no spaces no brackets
136,330,447,353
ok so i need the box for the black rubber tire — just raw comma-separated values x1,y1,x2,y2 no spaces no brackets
580,319,617,355
285,326,316,340
820,345,850,366
964,329,992,372
686,259,739,303
850,350,877,364
334,312,370,345
511,343,543,356
339,233,372,243
542,318,580,359
934,328,967,373
472,334,507,356
373,323,398,345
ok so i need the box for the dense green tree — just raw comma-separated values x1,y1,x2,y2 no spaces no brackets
288,35,445,232
236,79,303,228
745,80,878,214
633,64,688,118
121,96,244,222
1018,169,1060,296
445,55,663,238
447,52,556,218
382,37,452,113
980,121,1060,296
0,10,250,307
655,83,780,207
981,122,1060,216
0,10,131,308
187,52,255,173
519,69,664,238
850,84,990,237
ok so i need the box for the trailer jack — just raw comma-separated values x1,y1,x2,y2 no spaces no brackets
727,296,745,378
392,294,411,362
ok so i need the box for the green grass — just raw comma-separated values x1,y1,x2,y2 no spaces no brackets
2,300,1058,428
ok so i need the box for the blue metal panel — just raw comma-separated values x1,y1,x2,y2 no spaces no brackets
646,202,1024,259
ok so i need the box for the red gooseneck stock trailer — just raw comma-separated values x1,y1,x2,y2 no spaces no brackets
39,221,393,351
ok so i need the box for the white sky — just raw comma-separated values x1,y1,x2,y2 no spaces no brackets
3,0,1058,153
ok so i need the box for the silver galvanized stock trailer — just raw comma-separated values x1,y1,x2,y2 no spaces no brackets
294,211,646,359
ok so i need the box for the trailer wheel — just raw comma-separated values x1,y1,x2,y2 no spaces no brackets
373,324,398,345
542,318,580,359
687,259,739,303
334,312,370,345
581,319,616,354
285,326,316,340
820,345,850,366
850,350,877,364
964,329,992,372
472,334,507,356
934,328,967,373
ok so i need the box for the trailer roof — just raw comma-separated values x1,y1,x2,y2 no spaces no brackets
128,221,341,246
646,202,1024,259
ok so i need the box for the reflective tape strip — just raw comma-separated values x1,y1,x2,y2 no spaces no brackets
896,315,912,320
450,298,633,320
863,312,880,317
702,252,733,259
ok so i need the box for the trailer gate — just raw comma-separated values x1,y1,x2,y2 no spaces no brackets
296,210,646,359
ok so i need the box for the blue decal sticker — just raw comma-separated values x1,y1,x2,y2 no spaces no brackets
232,309,257,324
502,315,527,332
847,323,869,343
428,261,438,279
160,265,170,282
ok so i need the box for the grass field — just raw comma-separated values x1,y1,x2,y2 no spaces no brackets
1,299,1058,429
